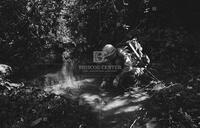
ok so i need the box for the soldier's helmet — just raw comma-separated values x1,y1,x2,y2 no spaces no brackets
102,44,117,58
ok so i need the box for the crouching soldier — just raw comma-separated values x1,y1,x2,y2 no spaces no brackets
100,38,150,89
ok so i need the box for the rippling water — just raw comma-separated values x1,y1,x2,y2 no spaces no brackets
43,58,94,97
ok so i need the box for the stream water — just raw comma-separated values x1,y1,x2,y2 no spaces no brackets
42,58,95,98
27,55,150,128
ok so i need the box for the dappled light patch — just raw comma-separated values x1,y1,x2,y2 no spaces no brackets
97,87,152,128
79,93,103,110
144,117,158,128
132,117,158,128
102,99,129,111
101,90,149,113
114,105,142,114
131,94,149,103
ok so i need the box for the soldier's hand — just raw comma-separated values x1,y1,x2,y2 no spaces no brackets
100,81,107,88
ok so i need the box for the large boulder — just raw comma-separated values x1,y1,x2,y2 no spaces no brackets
0,64,12,79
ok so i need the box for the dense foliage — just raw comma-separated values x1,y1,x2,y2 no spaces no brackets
1,0,198,71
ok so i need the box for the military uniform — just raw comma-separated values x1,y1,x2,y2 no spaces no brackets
101,39,150,88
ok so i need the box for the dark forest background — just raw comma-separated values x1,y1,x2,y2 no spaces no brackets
0,0,199,75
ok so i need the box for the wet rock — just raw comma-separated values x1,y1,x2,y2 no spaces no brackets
0,64,12,79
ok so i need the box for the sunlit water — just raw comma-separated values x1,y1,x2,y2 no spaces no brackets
41,56,149,118
41,57,150,127
43,59,94,97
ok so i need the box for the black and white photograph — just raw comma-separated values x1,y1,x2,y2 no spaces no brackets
0,0,200,128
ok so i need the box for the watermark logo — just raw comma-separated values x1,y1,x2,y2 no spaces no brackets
93,51,105,63
78,51,122,77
